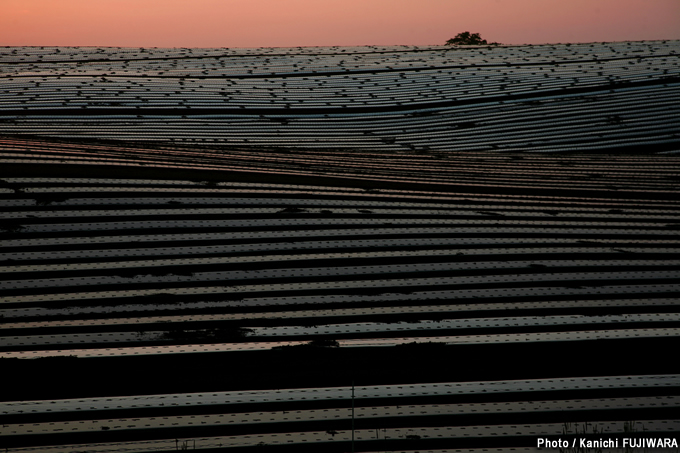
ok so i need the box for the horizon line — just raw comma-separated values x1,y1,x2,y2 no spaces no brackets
3,38,679,50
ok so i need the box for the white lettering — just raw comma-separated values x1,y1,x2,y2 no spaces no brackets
537,438,569,448
623,438,678,449
579,438,617,449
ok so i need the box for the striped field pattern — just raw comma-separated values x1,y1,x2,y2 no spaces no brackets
1,42,680,452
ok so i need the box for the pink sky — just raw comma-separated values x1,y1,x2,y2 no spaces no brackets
2,0,679,48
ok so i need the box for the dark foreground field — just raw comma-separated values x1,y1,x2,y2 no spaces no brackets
2,134,679,452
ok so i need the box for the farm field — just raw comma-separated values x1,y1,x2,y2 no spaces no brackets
1,41,680,452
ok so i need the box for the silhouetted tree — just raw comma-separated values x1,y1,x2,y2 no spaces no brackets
446,32,498,46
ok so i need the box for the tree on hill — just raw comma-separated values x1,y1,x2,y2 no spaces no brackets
446,32,498,46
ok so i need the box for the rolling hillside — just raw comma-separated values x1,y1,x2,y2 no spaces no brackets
1,41,679,452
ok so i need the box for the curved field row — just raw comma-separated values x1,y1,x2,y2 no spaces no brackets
2,376,679,451
1,41,679,153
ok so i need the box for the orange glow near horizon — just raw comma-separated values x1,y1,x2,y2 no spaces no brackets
1,0,679,48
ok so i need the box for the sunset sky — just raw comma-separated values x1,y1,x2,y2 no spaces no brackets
2,0,679,48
